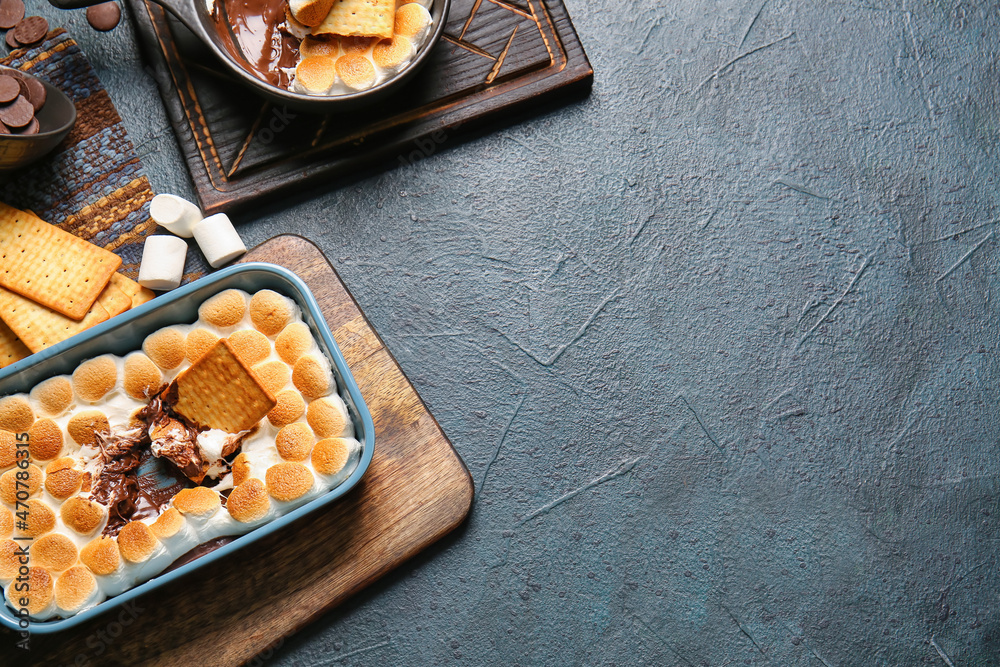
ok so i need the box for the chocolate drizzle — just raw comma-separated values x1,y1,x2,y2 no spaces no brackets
212,0,300,88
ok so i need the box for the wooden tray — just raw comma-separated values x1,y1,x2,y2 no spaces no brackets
0,236,474,665
128,0,593,214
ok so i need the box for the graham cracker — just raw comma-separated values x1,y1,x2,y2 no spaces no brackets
132,288,156,308
0,203,121,321
312,0,395,38
0,319,29,369
172,339,276,433
0,287,110,353
111,273,157,308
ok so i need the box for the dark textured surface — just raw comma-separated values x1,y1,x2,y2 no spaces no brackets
31,0,1000,664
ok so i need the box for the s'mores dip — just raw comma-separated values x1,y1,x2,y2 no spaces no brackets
0,289,362,620
209,0,435,96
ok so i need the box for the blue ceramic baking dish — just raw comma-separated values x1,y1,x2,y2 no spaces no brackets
0,263,375,634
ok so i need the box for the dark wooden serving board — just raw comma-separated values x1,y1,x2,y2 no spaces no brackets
127,0,593,215
0,235,474,666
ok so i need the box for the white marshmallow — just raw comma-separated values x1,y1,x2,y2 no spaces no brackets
149,194,203,238
192,213,247,268
138,235,188,291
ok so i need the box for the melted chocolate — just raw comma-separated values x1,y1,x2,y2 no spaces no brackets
213,0,300,88
163,535,239,573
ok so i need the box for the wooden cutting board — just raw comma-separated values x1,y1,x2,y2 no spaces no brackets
0,235,474,665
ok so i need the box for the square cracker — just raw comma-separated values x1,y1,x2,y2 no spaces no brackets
0,319,29,369
0,203,121,321
312,0,394,38
173,339,277,433
0,286,110,353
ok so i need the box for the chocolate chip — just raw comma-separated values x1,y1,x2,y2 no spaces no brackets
11,115,37,135
4,30,16,51
22,76,44,112
0,0,24,31
87,2,121,32
0,94,33,128
0,76,18,103
12,15,47,47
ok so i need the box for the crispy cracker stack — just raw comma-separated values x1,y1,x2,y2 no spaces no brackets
0,203,155,367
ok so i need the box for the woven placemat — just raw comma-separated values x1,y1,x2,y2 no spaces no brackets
0,28,209,280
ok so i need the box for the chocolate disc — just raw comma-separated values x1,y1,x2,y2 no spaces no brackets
87,2,121,32
0,120,8,135
0,94,33,128
12,15,47,47
4,30,16,51
11,115,37,135
0,0,25,31
0,76,18,103
22,76,44,112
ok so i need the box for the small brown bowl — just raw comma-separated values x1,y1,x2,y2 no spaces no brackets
0,67,76,171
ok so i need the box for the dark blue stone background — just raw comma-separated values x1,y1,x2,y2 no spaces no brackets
35,0,1000,663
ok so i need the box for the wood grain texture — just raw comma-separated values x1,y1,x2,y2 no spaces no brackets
127,0,593,214
0,235,473,666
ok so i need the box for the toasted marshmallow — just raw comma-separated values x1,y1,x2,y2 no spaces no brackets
0,540,21,581
45,457,82,499
123,353,163,401
293,56,337,95
307,395,351,438
250,290,295,336
80,536,120,576
150,508,185,540
288,0,335,27
117,521,159,563
275,322,312,364
16,499,55,538
72,356,118,403
0,430,15,468
67,410,110,447
61,496,106,536
0,464,41,503
299,35,339,58
30,376,74,417
0,395,33,431
394,2,431,41
173,486,221,518
268,390,306,428
227,479,271,523
312,437,350,476
265,462,314,501
340,36,375,55
335,54,376,91
186,328,220,363
27,418,63,461
143,326,186,370
228,329,271,366
284,6,311,39
372,35,414,74
275,422,313,461
31,533,78,572
0,507,10,538
55,566,99,612
253,360,291,395
231,453,251,486
12,567,53,616
292,355,332,399
200,289,247,328
28,418,63,461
